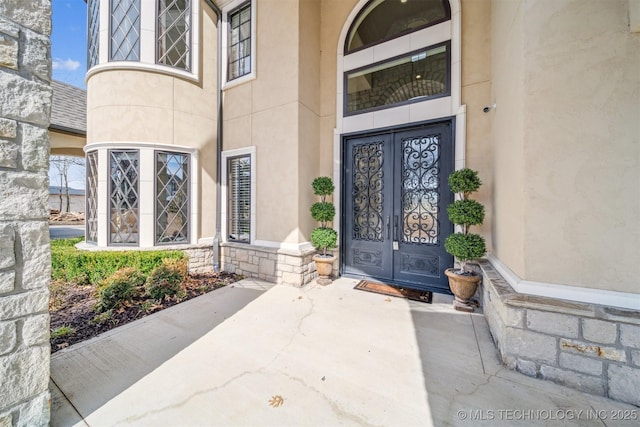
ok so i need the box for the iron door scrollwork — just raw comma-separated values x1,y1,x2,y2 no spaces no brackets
352,142,385,242
401,135,440,245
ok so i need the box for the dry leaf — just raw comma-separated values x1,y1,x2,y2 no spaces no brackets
268,395,284,408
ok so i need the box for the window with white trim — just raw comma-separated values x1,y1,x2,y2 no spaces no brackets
110,0,141,61
155,151,190,244
343,0,452,115
345,0,450,53
109,150,140,245
157,0,191,71
227,155,251,242
227,2,252,81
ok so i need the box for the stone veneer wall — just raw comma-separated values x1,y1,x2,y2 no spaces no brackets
76,241,214,274
78,242,325,285
0,1,53,425
479,260,640,407
221,242,327,287
183,244,214,274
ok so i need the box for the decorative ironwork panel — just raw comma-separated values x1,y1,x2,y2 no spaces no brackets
401,135,440,244
109,150,139,244
88,0,100,68
157,0,191,71
352,142,384,241
110,0,140,61
85,151,99,243
353,249,383,268
156,152,190,244
400,254,440,277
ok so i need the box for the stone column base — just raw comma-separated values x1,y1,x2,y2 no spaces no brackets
222,242,328,287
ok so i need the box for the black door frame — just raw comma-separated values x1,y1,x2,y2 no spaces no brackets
340,117,456,295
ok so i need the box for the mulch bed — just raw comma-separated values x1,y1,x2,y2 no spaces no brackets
49,272,241,353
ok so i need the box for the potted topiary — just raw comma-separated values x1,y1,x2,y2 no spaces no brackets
444,168,486,312
311,176,337,285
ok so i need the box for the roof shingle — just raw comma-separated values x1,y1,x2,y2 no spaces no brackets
50,80,86,135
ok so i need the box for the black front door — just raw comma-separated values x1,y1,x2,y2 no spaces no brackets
342,121,454,293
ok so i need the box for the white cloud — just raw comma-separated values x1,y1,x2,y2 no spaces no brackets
52,58,81,71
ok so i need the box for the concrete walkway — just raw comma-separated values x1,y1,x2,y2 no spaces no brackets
51,278,638,426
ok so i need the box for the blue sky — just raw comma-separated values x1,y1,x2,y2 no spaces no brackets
50,0,87,190
51,0,87,89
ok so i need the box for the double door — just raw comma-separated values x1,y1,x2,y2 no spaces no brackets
342,122,454,293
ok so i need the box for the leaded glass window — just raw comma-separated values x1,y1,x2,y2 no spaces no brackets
109,150,139,244
227,3,251,80
87,0,100,68
157,0,191,71
110,0,140,61
156,152,190,244
346,44,449,114
346,0,450,53
228,155,251,242
85,151,99,243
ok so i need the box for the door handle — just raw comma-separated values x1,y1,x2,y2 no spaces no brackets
386,216,390,240
394,215,399,241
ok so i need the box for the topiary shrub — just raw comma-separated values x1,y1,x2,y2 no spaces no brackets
311,177,337,256
96,267,145,312
310,202,336,224
145,258,188,300
445,168,486,273
447,199,485,231
448,167,482,195
311,227,338,253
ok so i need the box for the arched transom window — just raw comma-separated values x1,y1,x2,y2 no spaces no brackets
346,0,450,53
344,0,452,115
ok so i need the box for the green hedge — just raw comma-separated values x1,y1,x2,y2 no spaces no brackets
51,238,185,285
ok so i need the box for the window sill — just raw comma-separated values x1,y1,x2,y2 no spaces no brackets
222,72,256,91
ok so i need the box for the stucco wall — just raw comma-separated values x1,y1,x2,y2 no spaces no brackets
491,0,640,294
298,0,322,244
491,0,526,277
222,0,319,246
0,0,52,424
460,0,493,250
86,0,219,241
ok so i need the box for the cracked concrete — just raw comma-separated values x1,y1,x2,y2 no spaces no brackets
51,278,638,426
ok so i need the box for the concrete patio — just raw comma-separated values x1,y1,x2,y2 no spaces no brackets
50,278,638,426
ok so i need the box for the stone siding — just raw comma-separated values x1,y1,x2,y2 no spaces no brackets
480,260,640,407
222,242,327,287
183,244,214,274
76,241,214,274
0,2,52,426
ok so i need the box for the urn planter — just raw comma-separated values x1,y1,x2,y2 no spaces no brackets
445,268,481,312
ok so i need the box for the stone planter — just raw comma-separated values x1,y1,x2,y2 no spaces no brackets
445,268,481,312
313,254,336,285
